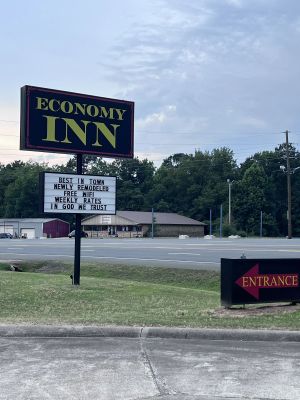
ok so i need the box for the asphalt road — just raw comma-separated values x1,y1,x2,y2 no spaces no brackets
1,237,300,269
1,334,299,400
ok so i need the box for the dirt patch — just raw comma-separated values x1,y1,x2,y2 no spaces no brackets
0,260,70,274
36,263,69,273
212,303,300,318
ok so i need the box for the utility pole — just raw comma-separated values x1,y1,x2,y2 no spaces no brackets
285,130,292,239
227,179,232,225
220,204,223,238
151,208,154,239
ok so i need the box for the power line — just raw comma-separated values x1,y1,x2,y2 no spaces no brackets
136,131,300,137
0,143,290,150
0,133,292,148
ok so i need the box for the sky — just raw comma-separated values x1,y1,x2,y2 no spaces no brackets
1,0,300,167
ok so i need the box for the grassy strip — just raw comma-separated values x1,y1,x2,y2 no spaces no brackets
0,262,300,329
0,261,219,291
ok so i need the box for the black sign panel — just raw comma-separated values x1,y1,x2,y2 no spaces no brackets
221,258,300,307
20,85,134,158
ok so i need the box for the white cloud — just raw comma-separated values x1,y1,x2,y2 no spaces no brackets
135,151,169,166
225,0,243,7
238,116,268,129
1,0,300,166
136,105,177,129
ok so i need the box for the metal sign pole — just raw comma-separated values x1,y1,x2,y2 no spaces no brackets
151,208,154,239
220,204,223,238
73,154,83,285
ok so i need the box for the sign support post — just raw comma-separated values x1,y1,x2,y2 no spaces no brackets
22,85,133,287
74,154,83,285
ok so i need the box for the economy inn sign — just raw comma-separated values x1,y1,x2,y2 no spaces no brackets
20,85,134,158
20,85,133,286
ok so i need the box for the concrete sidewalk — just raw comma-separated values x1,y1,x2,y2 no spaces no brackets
1,324,300,342
1,327,300,400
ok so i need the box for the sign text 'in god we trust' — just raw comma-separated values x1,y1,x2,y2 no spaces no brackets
40,173,116,214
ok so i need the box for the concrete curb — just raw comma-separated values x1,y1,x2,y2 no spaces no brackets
0,325,300,342
0,325,140,338
142,327,300,342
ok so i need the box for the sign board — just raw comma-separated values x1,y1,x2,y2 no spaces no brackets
40,172,116,214
102,216,112,224
21,85,134,158
221,258,300,307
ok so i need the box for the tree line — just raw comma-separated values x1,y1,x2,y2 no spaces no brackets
0,143,299,237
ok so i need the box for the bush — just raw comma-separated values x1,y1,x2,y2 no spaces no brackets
237,230,247,237
222,224,237,237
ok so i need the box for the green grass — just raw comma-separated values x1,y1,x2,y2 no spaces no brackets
0,261,300,329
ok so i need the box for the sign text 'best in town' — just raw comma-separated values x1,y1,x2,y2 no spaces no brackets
40,172,116,215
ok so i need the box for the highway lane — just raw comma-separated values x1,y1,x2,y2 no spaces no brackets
1,237,300,269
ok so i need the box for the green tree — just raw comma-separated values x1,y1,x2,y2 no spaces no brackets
240,144,300,237
234,163,271,235
110,158,155,211
1,162,48,218
148,148,238,228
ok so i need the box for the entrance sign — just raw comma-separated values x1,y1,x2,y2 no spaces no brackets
221,258,300,307
20,85,134,158
235,264,298,299
40,172,116,214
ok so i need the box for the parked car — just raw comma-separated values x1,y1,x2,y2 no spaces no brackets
0,233,12,239
68,230,88,238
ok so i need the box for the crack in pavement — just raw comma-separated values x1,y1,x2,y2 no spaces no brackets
139,327,177,397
